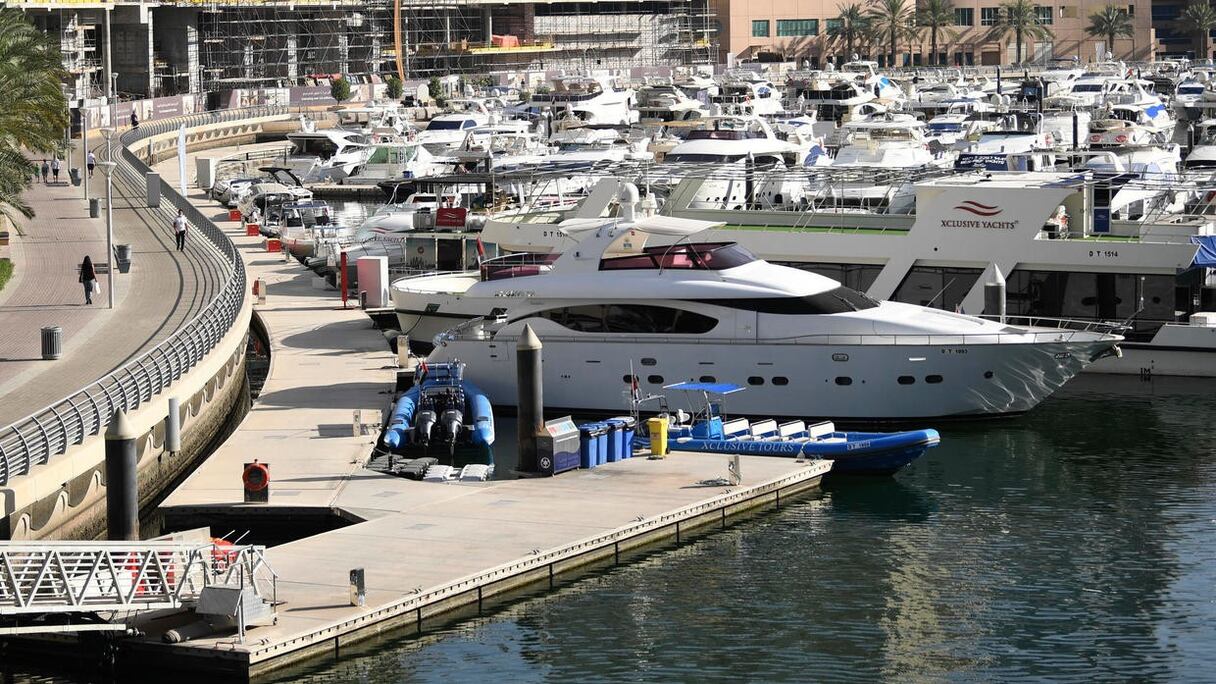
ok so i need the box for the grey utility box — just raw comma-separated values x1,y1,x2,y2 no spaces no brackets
537,416,581,476
146,172,161,208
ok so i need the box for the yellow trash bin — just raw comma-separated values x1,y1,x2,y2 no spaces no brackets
648,417,668,458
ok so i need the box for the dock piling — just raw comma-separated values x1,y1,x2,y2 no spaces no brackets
516,324,544,472
104,410,139,541
984,265,1007,323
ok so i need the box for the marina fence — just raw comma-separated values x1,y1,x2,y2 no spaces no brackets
0,109,277,485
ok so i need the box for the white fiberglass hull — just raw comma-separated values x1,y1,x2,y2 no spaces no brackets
1085,323,1216,377
429,334,1115,419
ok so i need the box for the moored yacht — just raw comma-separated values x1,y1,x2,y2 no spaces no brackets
432,187,1121,419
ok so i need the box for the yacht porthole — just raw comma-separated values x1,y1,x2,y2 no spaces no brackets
648,375,664,384
773,377,789,386
898,376,915,385
984,371,994,379
622,374,638,384
926,375,943,384
699,375,716,383
641,358,657,366
835,377,853,386
748,376,765,386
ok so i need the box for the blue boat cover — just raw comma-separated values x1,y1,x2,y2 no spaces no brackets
663,381,746,394
1191,236,1216,267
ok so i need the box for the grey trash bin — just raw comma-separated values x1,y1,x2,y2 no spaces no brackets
70,168,81,186
41,326,62,360
89,198,100,218
115,243,132,266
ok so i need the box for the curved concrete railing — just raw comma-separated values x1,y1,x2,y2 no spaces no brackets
0,109,281,484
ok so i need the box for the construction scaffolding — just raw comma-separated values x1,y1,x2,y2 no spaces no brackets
193,0,716,90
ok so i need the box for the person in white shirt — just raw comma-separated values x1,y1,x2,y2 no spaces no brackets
87,151,96,178
173,210,187,251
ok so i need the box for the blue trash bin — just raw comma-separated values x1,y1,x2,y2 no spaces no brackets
578,423,604,469
609,416,637,458
593,423,609,465
603,420,623,463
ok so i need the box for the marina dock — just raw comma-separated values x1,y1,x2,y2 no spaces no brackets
125,145,832,679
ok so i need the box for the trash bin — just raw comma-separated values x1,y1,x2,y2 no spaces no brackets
609,416,637,458
70,168,81,186
603,419,623,463
89,198,100,218
537,417,580,476
41,326,62,360
647,417,668,458
579,423,605,469
115,243,132,273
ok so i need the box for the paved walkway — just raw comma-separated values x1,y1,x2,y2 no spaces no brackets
0,139,232,427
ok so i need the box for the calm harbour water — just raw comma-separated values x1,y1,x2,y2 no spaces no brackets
244,374,1216,683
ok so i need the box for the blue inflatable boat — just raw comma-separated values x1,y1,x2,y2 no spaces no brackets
383,361,494,460
659,382,940,476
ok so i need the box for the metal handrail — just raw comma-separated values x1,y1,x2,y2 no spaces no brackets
0,108,288,484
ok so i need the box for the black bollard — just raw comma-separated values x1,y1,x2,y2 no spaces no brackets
1072,112,1079,151
105,410,139,541
516,324,544,472
165,397,181,454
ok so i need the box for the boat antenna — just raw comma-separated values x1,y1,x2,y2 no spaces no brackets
925,277,957,308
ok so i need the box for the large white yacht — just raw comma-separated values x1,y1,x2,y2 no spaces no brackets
432,186,1120,419
529,75,637,126
284,129,373,182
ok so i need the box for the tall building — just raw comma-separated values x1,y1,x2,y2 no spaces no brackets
712,0,1155,67
12,0,717,103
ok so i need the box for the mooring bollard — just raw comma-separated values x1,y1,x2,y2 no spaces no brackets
40,326,62,360
165,397,181,454
256,278,267,304
516,324,544,472
105,410,139,541
349,568,366,607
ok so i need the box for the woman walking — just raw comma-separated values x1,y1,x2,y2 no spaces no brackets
79,255,97,305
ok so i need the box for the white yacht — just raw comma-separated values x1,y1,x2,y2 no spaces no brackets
417,100,517,152
347,140,450,184
635,82,709,122
284,129,373,182
785,72,884,122
711,72,784,117
529,75,637,126
1184,119,1216,169
335,103,414,140
432,186,1121,419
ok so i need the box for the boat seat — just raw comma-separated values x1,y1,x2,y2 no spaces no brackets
807,421,836,440
750,419,778,439
776,421,806,440
722,418,750,440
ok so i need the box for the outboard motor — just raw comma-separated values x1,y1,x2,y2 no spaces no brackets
441,409,464,452
415,410,437,445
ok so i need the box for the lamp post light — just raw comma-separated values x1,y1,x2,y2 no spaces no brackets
97,158,117,309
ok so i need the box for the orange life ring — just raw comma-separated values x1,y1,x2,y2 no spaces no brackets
243,461,270,492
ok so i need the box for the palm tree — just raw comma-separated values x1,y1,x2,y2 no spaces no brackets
988,0,1054,64
1086,5,1134,58
917,0,958,66
1179,1,1216,61
0,8,68,220
827,3,870,60
867,0,919,68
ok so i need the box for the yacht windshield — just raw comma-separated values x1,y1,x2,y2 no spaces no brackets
599,242,757,271
928,122,964,133
698,286,880,314
427,119,468,131
664,152,745,163
1072,84,1104,93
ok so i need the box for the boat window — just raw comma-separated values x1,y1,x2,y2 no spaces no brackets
699,375,716,383
983,371,994,379
697,286,879,314
663,152,745,163
926,375,943,384
891,266,983,311
426,119,467,131
529,304,718,334
290,137,340,160
898,376,915,385
641,357,657,366
600,243,757,271
772,376,789,385
623,374,638,384
775,262,882,293
1072,84,1103,92
835,377,852,386
648,375,664,384
928,122,964,133
1005,269,1180,338
748,376,765,385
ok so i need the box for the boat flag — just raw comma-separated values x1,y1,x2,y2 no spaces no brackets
417,359,428,386
475,234,486,267
631,373,641,403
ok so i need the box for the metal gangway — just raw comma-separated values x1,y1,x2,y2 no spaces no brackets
0,539,276,635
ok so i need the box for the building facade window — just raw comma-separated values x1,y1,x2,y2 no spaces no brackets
981,7,999,26
1126,4,1134,16
752,20,770,37
954,7,974,25
826,18,842,32
1035,5,1053,24
777,19,819,36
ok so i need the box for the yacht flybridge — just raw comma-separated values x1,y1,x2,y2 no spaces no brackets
430,184,1120,419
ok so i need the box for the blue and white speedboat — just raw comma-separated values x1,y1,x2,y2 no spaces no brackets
382,361,494,462
661,382,939,475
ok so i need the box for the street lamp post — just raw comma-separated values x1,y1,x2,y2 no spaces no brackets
97,145,117,310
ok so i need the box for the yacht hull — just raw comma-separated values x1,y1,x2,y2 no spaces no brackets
429,336,1115,419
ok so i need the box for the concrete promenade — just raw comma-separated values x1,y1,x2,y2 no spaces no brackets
0,140,232,428
134,144,832,678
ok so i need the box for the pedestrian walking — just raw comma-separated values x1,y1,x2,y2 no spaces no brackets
86,151,96,179
173,209,187,251
51,157,60,183
130,110,139,129
79,255,97,305
40,160,49,184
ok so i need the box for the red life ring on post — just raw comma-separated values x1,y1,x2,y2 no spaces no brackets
243,461,270,492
